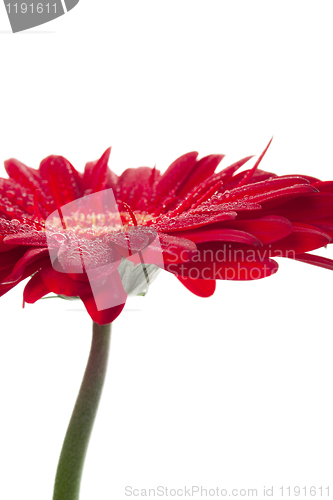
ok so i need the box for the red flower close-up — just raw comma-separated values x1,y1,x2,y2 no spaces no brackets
1,140,333,325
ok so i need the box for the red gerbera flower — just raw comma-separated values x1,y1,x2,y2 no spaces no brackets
1,140,333,324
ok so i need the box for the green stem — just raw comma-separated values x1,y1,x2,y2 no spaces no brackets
53,322,112,500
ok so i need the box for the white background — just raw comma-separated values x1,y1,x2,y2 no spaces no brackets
0,2,333,499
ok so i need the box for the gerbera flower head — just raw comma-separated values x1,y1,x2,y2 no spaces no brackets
1,140,333,324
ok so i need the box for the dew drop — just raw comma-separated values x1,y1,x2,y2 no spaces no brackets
50,232,67,244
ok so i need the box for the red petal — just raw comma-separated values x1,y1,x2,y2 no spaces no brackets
262,193,333,221
41,263,91,296
0,246,26,271
0,239,18,252
80,271,127,324
216,156,254,184
40,263,127,324
169,227,262,247
177,276,216,297
83,147,115,194
0,177,37,216
0,182,34,219
312,180,333,193
218,216,293,244
81,294,125,325
1,248,49,284
224,168,277,190
0,256,50,296
39,155,83,207
154,211,237,232
254,184,318,205
118,167,157,210
235,137,273,188
154,152,199,199
307,219,333,238
158,233,197,263
23,272,50,303
177,154,225,197
287,174,321,183
4,159,51,216
221,176,312,202
4,158,42,191
176,156,253,212
0,267,15,282
294,253,333,271
264,223,331,255
4,231,47,247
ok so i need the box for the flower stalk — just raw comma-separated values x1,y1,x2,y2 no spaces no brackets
52,322,112,500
